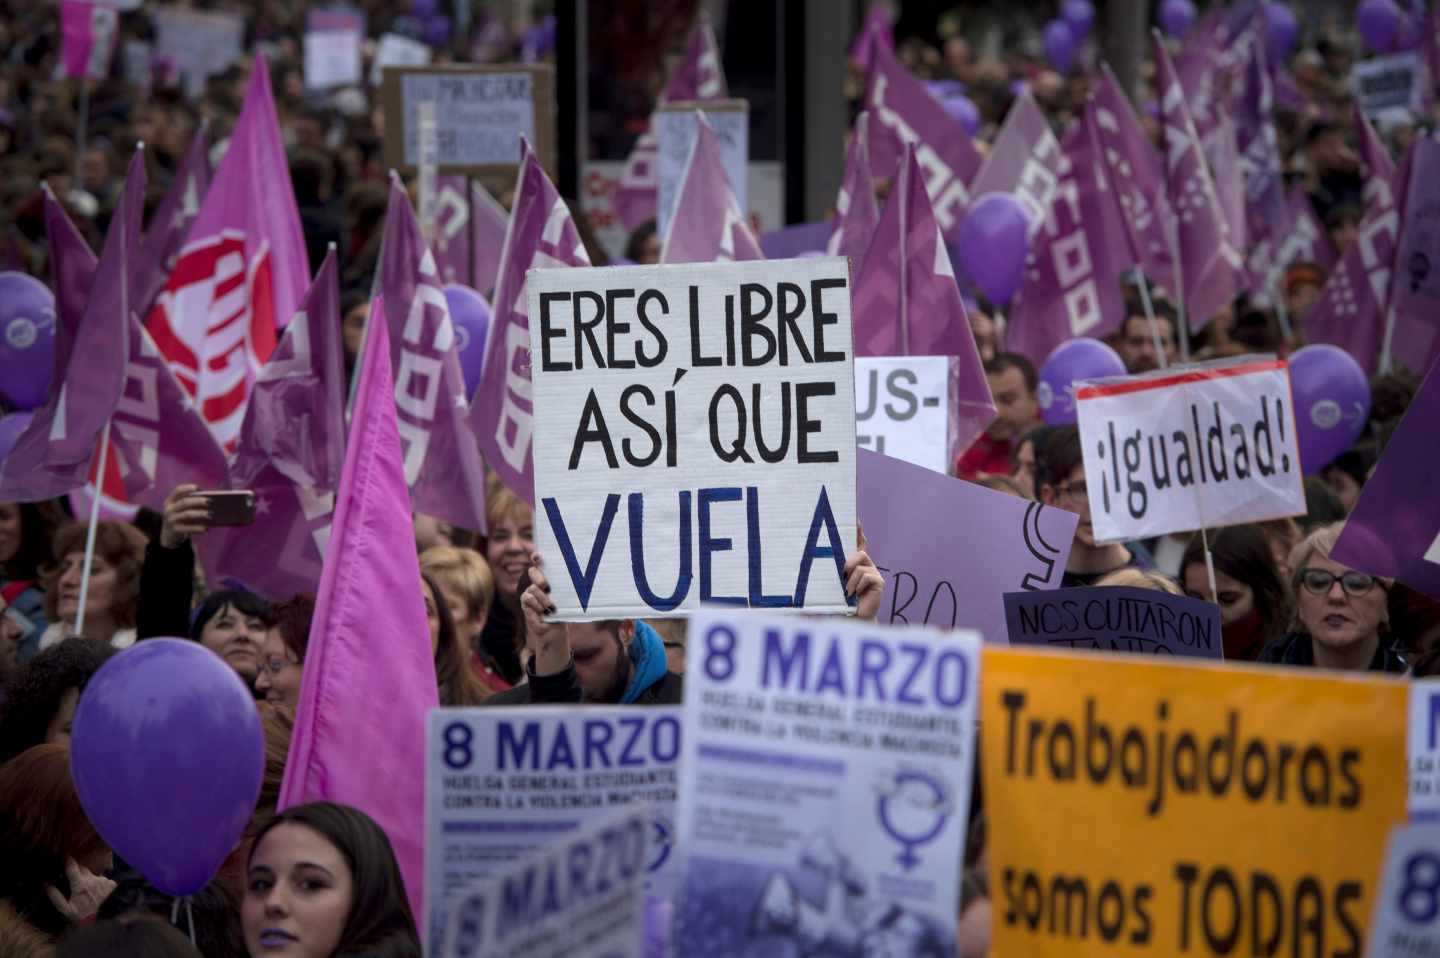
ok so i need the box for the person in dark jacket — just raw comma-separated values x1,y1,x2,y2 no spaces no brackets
1258,522,1407,673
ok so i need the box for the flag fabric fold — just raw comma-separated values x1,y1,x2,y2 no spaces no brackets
277,292,438,924
138,121,213,318
659,112,764,264
968,89,1067,238
1092,64,1174,293
1383,136,1440,376
59,0,119,80
827,111,880,263
432,175,509,296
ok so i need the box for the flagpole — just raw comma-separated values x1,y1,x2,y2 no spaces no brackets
73,420,111,637
1379,306,1397,375
1271,277,1294,344
1200,524,1219,605
1133,267,1168,369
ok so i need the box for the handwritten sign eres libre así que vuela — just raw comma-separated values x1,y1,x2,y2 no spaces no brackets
529,258,858,620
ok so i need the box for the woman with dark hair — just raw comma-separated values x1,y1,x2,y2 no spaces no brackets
0,744,116,948
423,573,490,706
1180,525,1292,662
0,500,60,663
0,637,118,764
254,596,313,709
242,802,420,958
38,520,148,650
188,589,273,688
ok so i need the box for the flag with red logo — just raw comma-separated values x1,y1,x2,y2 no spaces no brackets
145,58,309,452
660,112,764,264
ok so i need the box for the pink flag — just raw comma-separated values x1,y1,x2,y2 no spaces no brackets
278,292,438,922
612,14,728,232
968,89,1066,239
470,139,591,502
827,112,880,263
138,122,212,318
1092,64,1174,292
0,153,143,502
863,42,981,238
376,177,489,533
849,4,894,72
197,251,347,598
59,1,119,80
432,175,508,296
660,113,764,264
1155,31,1242,331
1384,137,1440,375
145,57,310,451
851,146,995,452
1007,115,1132,366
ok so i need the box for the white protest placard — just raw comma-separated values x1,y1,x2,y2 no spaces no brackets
1411,680,1440,820
673,609,980,953
656,100,749,240
854,356,953,474
152,6,245,99
381,65,554,177
440,807,649,958
370,32,431,86
529,258,858,620
1366,823,1440,958
424,707,681,950
303,8,363,92
1075,355,1306,543
1353,52,1422,118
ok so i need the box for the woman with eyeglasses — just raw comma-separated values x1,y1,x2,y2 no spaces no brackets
1257,523,1407,673
255,596,315,708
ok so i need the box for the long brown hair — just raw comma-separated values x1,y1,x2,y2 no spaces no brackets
423,574,489,706
42,521,148,627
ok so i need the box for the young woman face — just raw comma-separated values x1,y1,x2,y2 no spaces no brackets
485,506,535,601
56,550,118,623
254,630,304,708
423,581,441,655
243,823,354,958
1182,565,1255,626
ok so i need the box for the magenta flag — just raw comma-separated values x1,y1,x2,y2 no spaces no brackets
1155,31,1242,331
470,139,590,503
197,252,347,599
278,292,438,923
613,14,728,232
0,152,143,502
432,175,508,296
849,4,894,71
968,89,1066,238
376,178,488,533
1092,64,1174,292
138,122,213,318
660,113,764,264
863,42,980,239
827,111,880,263
1384,137,1440,376
59,1,118,79
1007,116,1132,366
851,146,995,452
145,57,309,451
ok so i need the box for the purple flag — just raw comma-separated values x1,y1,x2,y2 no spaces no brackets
470,139,591,503
1204,116,1248,280
1384,136,1440,376
761,220,831,259
1155,31,1242,331
851,146,996,454
1233,30,1293,299
968,89,1066,241
613,14,728,232
138,121,212,319
377,177,488,533
1333,350,1440,599
849,4,893,71
1357,102,1397,190
432,175,508,296
1250,184,1338,304
277,292,438,924
827,111,880,263
0,152,143,502
1092,65,1174,291
197,252,346,599
863,42,981,238
660,113,763,264
1007,115,1132,366
59,1,119,80
858,448,1078,642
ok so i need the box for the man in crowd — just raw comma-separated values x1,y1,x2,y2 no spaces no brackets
1114,296,1180,374
956,353,1038,481
1037,426,1154,586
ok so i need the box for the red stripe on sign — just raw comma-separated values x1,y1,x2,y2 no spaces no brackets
1075,359,1288,400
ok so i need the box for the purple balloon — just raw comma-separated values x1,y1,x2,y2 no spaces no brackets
0,411,33,466
957,193,1031,306
1043,19,1077,73
1158,0,1198,37
1396,11,1423,51
1038,338,1126,426
423,13,452,46
941,94,981,137
1062,0,1096,40
0,271,56,411
70,640,263,896
925,79,968,100
1264,3,1298,65
1357,0,1403,53
410,0,439,18
445,284,491,398
1288,344,1370,473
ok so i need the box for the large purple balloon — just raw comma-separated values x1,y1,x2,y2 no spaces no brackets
1043,19,1077,74
1062,0,1096,40
0,271,57,411
957,193,1031,306
70,640,264,896
445,284,491,398
1038,338,1127,426
410,0,439,18
1288,344,1370,473
0,411,33,466
423,13,452,46
1265,3,1298,65
1159,0,1198,37
1357,0,1403,53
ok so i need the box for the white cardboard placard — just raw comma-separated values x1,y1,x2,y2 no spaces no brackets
854,356,951,474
